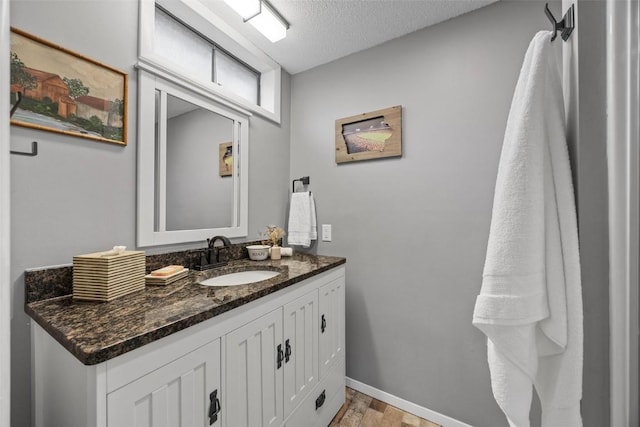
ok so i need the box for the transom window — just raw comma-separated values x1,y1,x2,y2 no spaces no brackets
154,7,260,106
138,0,282,123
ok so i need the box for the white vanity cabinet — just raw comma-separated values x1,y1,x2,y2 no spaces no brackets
278,276,346,427
107,339,222,427
225,290,319,426
31,265,345,427
226,308,284,427
319,277,345,378
282,291,319,416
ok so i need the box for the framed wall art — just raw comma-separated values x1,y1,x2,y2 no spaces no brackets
335,105,402,164
219,142,233,177
9,28,128,145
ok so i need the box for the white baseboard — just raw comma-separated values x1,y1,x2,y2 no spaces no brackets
345,377,474,427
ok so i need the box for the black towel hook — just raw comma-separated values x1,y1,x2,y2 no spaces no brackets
545,3,575,42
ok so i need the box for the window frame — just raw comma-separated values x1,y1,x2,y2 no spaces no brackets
138,0,281,123
212,44,261,106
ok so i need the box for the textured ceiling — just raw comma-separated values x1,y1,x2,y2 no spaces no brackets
202,0,499,75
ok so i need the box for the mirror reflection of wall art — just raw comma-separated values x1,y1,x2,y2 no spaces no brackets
335,105,402,164
9,28,128,145
219,142,233,177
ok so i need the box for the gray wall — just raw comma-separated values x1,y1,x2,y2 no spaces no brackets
9,1,291,426
289,2,607,426
166,108,233,230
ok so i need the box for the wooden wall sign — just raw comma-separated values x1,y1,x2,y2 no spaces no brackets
219,141,233,177
335,105,402,164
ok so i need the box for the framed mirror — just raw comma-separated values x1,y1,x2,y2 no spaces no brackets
137,69,248,246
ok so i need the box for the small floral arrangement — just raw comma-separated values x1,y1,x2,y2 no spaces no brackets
263,225,285,247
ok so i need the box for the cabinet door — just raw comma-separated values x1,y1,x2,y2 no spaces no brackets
319,277,345,379
107,339,221,427
226,308,283,427
283,291,318,418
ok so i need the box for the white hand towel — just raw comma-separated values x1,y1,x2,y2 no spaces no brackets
472,31,583,427
287,192,317,248
309,193,317,241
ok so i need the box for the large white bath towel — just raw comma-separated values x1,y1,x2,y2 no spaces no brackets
472,31,583,427
287,192,317,248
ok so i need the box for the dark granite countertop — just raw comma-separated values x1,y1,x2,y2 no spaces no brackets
25,254,345,365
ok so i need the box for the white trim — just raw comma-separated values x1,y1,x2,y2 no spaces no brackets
0,0,10,425
345,378,474,427
607,1,640,426
135,60,254,118
136,69,250,247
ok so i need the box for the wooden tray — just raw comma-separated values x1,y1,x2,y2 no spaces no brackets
145,269,189,286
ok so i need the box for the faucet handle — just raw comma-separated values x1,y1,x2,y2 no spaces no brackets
215,245,231,263
198,248,211,266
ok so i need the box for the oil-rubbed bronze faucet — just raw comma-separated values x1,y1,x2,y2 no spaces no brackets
195,236,232,271
207,235,232,264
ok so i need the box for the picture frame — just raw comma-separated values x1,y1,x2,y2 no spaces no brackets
219,142,233,177
335,105,402,164
9,28,128,145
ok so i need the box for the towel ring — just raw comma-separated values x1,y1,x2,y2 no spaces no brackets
292,176,310,193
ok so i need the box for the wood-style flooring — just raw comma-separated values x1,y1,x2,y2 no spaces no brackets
329,387,442,427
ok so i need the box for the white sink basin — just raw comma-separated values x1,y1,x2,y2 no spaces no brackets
200,270,281,287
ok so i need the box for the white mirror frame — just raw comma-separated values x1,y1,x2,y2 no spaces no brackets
137,68,249,246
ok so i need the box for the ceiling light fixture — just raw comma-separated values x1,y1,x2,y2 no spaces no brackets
226,0,290,43
222,0,261,20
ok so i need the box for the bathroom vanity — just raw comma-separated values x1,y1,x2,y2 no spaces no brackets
25,254,345,427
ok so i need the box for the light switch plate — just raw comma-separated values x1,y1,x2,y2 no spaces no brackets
322,224,332,242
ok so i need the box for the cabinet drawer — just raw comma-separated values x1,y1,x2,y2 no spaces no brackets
284,357,345,427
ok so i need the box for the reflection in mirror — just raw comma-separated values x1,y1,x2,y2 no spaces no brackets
137,70,249,247
162,94,234,231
